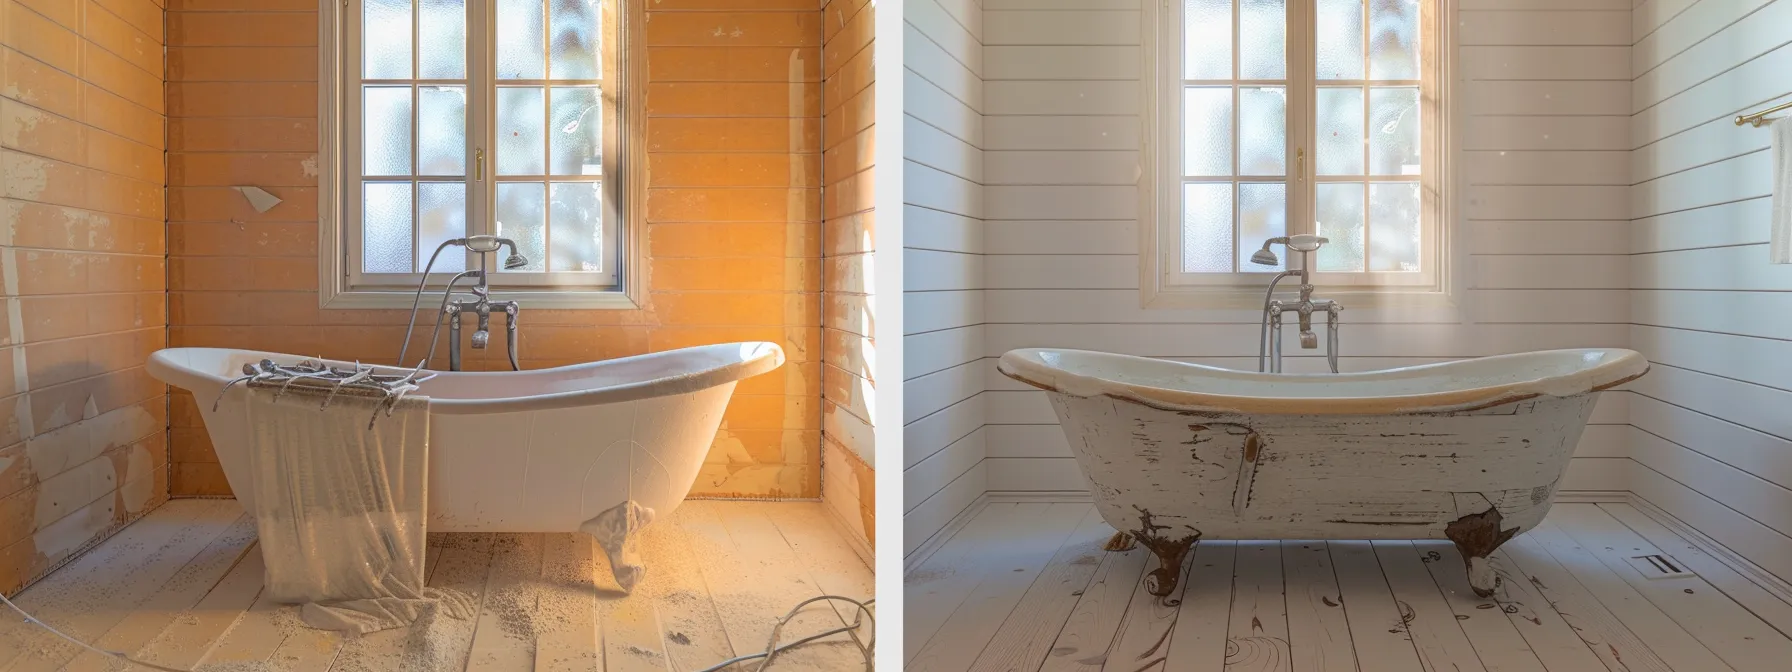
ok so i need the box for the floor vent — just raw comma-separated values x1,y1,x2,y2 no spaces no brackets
1625,554,1696,580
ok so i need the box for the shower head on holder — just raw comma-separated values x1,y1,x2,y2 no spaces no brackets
463,234,530,270
1250,235,1331,266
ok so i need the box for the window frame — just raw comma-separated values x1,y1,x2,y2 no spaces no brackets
317,0,647,310
1139,0,1462,310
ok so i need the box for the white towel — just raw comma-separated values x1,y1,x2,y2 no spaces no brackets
1770,117,1792,264
243,389,473,634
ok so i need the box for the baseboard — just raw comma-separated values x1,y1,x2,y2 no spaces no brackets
903,492,990,574
1552,490,1631,504
1626,494,1792,607
818,497,876,570
986,490,1093,503
988,490,1625,505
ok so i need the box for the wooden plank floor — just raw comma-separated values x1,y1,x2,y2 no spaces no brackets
0,499,874,671
906,502,1792,672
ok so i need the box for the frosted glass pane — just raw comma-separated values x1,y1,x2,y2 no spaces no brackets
1183,87,1233,177
1370,182,1421,271
1315,87,1364,176
363,0,412,79
1239,0,1286,80
549,0,601,80
363,182,413,273
1184,0,1231,80
1181,182,1233,273
550,87,602,175
1369,86,1421,176
419,0,466,79
1316,0,1364,80
418,182,467,272
497,0,545,80
418,86,466,176
549,182,603,271
495,183,548,272
1239,183,1286,272
496,87,546,175
1315,183,1365,272
1369,0,1420,80
1239,87,1285,176
363,86,412,176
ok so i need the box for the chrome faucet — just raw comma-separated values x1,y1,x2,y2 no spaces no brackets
397,235,528,372
1250,235,1343,374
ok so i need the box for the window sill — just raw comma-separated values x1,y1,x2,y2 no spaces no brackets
321,288,642,311
1141,286,1462,313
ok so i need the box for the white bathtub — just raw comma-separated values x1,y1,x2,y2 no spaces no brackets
998,348,1647,599
147,342,783,591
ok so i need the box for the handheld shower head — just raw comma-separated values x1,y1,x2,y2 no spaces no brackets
1250,237,1288,266
463,234,529,270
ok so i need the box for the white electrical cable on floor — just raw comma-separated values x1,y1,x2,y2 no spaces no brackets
7,587,874,672
695,595,876,672
1,590,195,672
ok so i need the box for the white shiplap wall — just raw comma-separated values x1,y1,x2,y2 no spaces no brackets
904,0,988,560
1627,0,1792,582
974,0,1636,495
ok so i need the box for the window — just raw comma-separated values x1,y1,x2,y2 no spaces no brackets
1145,0,1454,303
320,0,643,309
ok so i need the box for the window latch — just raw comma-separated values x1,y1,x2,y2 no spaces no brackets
475,148,485,181
1296,147,1305,183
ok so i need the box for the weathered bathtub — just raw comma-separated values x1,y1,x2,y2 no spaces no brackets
997,348,1648,598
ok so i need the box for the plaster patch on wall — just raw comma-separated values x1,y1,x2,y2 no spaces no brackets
1,105,44,147
24,404,158,479
120,445,154,514
33,456,115,529
38,394,99,433
4,154,47,201
299,154,319,178
32,494,115,560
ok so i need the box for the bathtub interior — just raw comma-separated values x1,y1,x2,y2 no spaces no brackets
159,343,781,402
1005,348,1646,402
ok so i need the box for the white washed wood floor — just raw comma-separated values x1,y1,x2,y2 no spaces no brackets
906,501,1792,672
0,499,874,671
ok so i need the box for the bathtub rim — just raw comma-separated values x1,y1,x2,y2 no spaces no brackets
148,341,785,415
997,347,1648,416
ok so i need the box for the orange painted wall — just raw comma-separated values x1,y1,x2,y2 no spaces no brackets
165,1,825,499
820,0,874,555
0,0,169,595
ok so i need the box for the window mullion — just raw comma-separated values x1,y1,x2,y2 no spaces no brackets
470,0,493,243
1287,0,1313,242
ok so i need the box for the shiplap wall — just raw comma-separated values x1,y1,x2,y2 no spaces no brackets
1627,0,1792,582
903,0,987,559
970,0,1636,497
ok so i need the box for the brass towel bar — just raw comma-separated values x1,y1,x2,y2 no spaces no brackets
1737,100,1792,127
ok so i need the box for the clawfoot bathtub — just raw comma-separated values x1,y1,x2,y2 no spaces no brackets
998,348,1647,599
147,342,784,593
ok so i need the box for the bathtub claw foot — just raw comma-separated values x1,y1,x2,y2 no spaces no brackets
580,500,656,594
1446,507,1522,598
1103,531,1137,552
1129,507,1200,600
